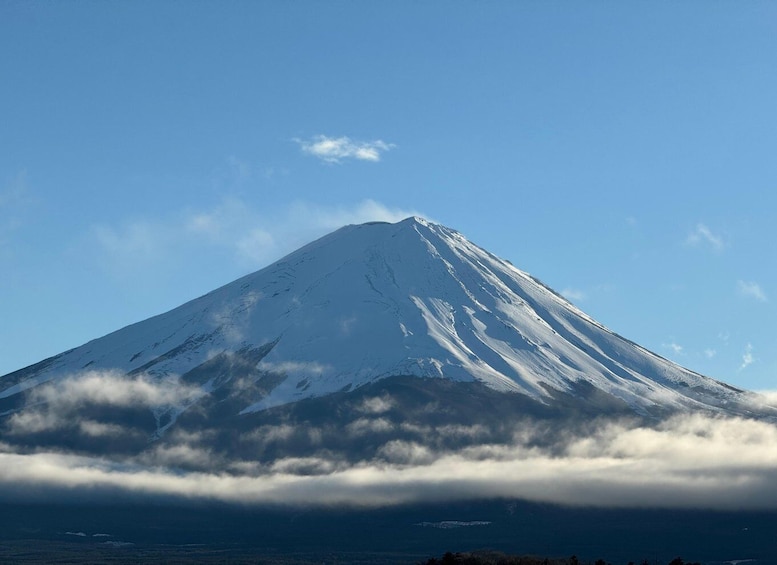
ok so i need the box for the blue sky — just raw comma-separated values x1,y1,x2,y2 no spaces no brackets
1,1,776,391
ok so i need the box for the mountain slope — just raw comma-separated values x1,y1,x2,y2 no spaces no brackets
0,217,766,431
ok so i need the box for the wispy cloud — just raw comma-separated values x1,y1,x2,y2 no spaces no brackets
256,360,331,377
662,342,683,355
78,155,424,292
740,343,755,371
286,199,425,230
91,198,425,277
296,135,395,164
235,228,276,265
7,371,203,435
738,280,768,302
185,196,275,266
704,348,716,359
685,223,724,251
560,288,585,302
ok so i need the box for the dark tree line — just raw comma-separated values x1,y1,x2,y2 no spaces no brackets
422,552,702,565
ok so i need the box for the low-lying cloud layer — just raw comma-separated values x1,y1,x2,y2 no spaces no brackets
3,400,777,509
7,371,202,435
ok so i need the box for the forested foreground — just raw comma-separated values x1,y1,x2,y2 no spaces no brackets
0,543,708,565
0,501,771,564
423,552,704,565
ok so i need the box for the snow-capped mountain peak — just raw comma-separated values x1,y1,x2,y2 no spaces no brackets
0,217,759,427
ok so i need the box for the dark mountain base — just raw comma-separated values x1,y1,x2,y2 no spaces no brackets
2,376,644,467
0,500,773,565
174,375,643,465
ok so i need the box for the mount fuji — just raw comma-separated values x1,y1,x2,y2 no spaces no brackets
0,217,772,463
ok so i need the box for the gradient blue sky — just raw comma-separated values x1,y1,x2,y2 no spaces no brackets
2,1,776,391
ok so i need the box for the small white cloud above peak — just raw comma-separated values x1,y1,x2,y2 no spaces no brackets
737,280,767,302
685,223,725,251
296,135,395,164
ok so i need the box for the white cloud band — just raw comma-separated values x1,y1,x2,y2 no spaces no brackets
3,414,777,509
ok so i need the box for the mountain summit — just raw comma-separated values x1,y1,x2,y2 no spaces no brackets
0,217,763,434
